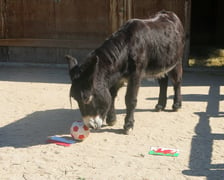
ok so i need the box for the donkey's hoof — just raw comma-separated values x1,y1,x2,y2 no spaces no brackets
124,127,133,135
106,113,117,126
172,103,181,112
123,123,134,135
106,120,117,126
155,104,165,112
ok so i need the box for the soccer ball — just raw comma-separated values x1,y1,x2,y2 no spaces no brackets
70,121,90,141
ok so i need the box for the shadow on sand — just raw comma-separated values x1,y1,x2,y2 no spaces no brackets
0,109,79,148
1,65,224,179
182,80,224,180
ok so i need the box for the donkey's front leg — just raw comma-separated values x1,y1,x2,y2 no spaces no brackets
124,74,141,134
106,85,122,126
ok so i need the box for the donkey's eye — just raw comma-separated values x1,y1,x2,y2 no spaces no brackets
81,91,93,104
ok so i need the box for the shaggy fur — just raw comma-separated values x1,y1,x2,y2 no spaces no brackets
66,10,185,134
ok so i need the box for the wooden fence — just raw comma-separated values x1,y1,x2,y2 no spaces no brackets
0,0,190,64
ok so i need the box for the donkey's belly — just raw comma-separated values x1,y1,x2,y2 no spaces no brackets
145,64,177,78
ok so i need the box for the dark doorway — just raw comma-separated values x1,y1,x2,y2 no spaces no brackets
190,0,224,67
191,0,224,46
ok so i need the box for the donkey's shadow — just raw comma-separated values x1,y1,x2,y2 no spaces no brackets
0,107,165,148
0,109,80,148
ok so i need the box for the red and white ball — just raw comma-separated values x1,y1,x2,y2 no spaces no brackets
70,120,90,141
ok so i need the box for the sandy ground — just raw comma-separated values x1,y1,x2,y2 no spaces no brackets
0,65,224,180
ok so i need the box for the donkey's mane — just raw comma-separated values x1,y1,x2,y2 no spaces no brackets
94,23,130,65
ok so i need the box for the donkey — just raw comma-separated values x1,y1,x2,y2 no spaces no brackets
66,10,185,134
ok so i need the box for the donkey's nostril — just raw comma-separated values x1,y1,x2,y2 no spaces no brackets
89,121,97,129
83,116,103,130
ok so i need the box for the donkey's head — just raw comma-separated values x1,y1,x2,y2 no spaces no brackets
66,55,111,129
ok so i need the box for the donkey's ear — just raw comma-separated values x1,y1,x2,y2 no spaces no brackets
65,55,78,71
93,55,99,65
65,55,80,80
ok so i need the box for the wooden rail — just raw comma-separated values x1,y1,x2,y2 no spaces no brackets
0,39,103,49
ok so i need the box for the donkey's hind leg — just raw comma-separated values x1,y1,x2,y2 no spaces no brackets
169,63,183,111
155,75,168,111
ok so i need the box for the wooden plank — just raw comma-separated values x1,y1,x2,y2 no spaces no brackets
54,0,110,39
109,0,133,34
22,0,55,38
0,0,6,38
5,0,55,39
0,39,103,49
3,0,110,40
4,0,24,38
125,0,133,20
183,0,191,67
133,0,160,18
109,0,119,34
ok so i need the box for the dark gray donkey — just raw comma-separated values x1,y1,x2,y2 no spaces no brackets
66,10,185,134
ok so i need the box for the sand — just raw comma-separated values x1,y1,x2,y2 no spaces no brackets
0,65,224,180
